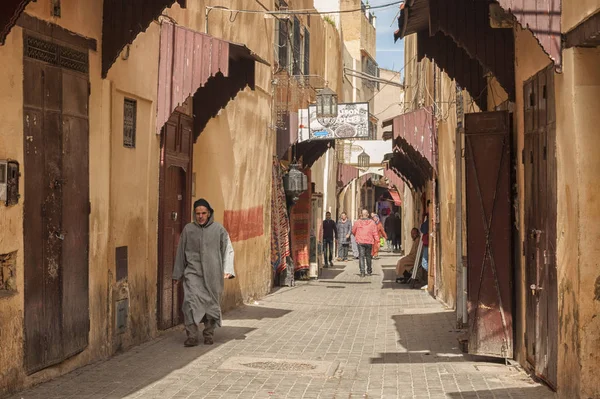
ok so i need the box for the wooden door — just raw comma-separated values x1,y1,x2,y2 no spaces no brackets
464,111,513,359
158,111,193,330
23,35,90,374
523,65,558,389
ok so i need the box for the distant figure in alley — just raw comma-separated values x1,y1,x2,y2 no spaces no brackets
336,212,352,261
173,198,235,346
352,209,379,277
322,211,338,267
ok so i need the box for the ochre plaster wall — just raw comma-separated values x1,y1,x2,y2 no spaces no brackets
0,1,109,395
555,46,600,399
435,71,458,308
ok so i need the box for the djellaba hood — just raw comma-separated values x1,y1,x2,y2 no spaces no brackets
193,198,215,227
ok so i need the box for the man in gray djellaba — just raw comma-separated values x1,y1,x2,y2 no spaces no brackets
172,198,235,346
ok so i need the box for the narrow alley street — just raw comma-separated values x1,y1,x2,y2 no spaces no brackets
10,254,554,399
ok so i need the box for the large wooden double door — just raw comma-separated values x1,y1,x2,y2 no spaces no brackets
23,34,90,374
157,110,193,330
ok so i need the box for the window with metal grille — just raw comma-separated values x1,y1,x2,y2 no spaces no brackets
292,17,301,75
304,30,310,75
278,18,289,70
123,98,137,148
363,56,378,90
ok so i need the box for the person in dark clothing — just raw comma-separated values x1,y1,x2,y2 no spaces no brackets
384,213,395,251
322,211,337,267
393,212,402,252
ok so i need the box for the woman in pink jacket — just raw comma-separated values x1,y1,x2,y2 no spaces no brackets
371,214,387,259
352,209,379,277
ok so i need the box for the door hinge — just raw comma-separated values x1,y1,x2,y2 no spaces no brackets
88,82,91,96
88,201,91,215
522,241,525,256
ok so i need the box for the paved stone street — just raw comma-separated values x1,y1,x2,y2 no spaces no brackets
10,254,555,399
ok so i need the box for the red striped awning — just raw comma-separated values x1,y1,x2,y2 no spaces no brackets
389,189,402,206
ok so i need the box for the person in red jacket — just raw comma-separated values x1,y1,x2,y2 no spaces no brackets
352,209,379,277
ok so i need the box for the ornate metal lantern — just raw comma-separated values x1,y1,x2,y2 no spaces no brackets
283,163,308,203
357,151,370,168
315,87,338,126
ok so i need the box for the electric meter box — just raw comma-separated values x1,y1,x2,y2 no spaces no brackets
0,160,20,206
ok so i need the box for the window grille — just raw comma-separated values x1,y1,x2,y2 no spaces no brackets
304,30,310,75
123,98,137,148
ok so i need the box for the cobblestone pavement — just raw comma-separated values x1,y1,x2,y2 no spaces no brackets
10,254,556,399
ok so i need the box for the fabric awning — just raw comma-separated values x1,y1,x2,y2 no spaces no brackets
388,189,402,206
337,163,359,192
496,0,561,66
102,0,186,77
0,0,31,45
156,22,268,139
384,106,437,174
384,168,405,194
296,140,334,169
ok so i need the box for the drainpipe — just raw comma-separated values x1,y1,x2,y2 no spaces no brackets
456,126,466,327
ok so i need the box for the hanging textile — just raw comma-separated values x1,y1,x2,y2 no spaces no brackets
270,158,290,274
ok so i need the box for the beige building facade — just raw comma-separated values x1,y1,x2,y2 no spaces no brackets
0,0,347,395
392,1,600,397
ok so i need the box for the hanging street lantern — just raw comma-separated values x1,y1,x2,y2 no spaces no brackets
283,163,308,203
358,151,370,168
315,86,338,125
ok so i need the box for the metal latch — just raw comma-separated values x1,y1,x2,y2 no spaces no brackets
530,284,543,295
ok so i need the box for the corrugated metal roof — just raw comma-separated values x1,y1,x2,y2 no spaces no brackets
0,0,31,45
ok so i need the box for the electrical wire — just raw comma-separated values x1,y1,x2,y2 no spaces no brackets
206,1,403,16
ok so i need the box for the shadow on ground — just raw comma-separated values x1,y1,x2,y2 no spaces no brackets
446,386,556,399
10,326,256,399
319,267,345,279
224,305,292,320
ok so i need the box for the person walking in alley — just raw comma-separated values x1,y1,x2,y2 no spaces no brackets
371,213,387,260
352,209,379,277
395,227,420,283
384,211,395,251
336,212,352,261
322,211,337,267
393,212,402,253
172,198,235,347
